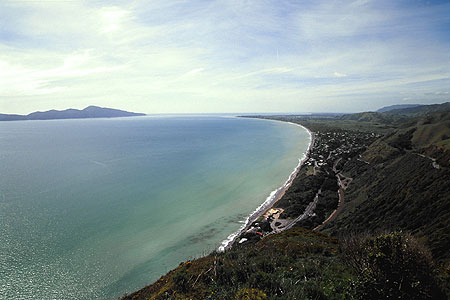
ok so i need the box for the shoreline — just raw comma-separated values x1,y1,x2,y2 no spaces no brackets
218,120,314,251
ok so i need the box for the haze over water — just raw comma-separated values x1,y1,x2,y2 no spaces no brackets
0,116,310,299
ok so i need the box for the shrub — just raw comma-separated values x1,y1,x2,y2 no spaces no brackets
173,267,189,292
235,288,267,300
342,231,446,299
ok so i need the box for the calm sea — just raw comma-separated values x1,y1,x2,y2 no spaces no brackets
0,116,310,299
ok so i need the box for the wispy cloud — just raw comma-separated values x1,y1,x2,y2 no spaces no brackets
333,72,347,78
183,68,205,76
0,0,449,113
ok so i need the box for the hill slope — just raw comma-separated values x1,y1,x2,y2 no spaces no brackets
385,102,450,116
122,228,446,300
324,110,450,265
338,111,406,124
377,104,422,112
374,110,450,158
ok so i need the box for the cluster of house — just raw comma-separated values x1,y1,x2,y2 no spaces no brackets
305,131,380,170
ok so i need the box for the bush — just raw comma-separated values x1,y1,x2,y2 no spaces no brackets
235,288,267,300
173,267,189,292
342,232,446,299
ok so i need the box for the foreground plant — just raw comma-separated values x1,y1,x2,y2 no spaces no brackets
342,231,446,299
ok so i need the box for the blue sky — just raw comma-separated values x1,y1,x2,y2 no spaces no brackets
0,0,449,114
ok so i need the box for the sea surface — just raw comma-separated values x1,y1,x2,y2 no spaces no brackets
0,116,310,299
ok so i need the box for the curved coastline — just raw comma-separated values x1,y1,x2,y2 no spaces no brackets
218,120,314,251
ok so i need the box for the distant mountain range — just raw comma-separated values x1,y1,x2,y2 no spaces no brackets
0,106,146,121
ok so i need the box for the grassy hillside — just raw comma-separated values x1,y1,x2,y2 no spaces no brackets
373,110,450,165
325,153,450,263
410,111,450,149
122,228,348,299
386,101,450,116
280,110,450,267
338,111,407,124
377,104,422,112
323,110,450,266
122,228,446,299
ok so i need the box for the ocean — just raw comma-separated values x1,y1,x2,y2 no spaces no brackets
0,115,310,299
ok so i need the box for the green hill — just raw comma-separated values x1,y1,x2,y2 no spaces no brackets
372,110,450,162
325,110,450,266
338,111,406,124
325,152,450,262
336,102,450,125
377,104,423,113
384,102,450,116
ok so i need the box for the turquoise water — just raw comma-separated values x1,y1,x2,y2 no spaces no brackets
0,116,310,299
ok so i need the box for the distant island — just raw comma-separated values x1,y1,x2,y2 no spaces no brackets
0,106,146,121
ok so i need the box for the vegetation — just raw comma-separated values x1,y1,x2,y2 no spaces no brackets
386,102,450,116
376,104,422,113
122,229,446,299
342,232,447,300
324,111,450,267
122,228,349,299
338,111,408,124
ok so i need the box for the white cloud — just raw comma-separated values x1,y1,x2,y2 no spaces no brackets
0,0,449,114
333,72,347,78
100,7,131,33
184,68,205,76
0,49,126,97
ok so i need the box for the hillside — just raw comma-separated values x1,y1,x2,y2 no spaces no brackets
384,102,450,116
338,111,406,124
377,104,422,112
0,106,145,121
375,110,450,160
267,111,449,265
332,102,450,126
122,228,446,300
323,110,450,266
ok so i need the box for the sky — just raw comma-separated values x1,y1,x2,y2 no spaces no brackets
0,0,449,114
